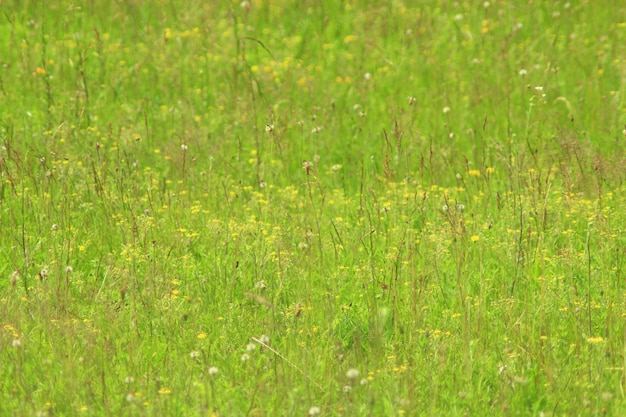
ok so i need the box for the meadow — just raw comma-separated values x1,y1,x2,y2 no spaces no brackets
1,0,626,415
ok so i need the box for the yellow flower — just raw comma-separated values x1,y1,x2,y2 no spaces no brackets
197,333,207,339
470,235,480,242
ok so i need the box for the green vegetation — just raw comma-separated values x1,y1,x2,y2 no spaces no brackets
1,0,626,415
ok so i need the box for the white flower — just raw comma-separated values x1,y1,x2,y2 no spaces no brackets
308,406,321,416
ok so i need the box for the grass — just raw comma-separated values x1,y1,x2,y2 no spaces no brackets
1,0,626,415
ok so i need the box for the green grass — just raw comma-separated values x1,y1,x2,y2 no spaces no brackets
1,0,626,415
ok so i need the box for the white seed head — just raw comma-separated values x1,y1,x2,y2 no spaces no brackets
308,406,321,416
346,368,360,380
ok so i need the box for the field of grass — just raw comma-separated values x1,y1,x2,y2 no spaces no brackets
1,0,626,415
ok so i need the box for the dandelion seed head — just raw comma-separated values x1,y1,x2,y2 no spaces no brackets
246,343,256,352
208,366,219,376
241,353,250,362
259,334,270,344
190,350,200,359
346,368,360,380
308,406,321,416
65,266,73,274
443,106,451,114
